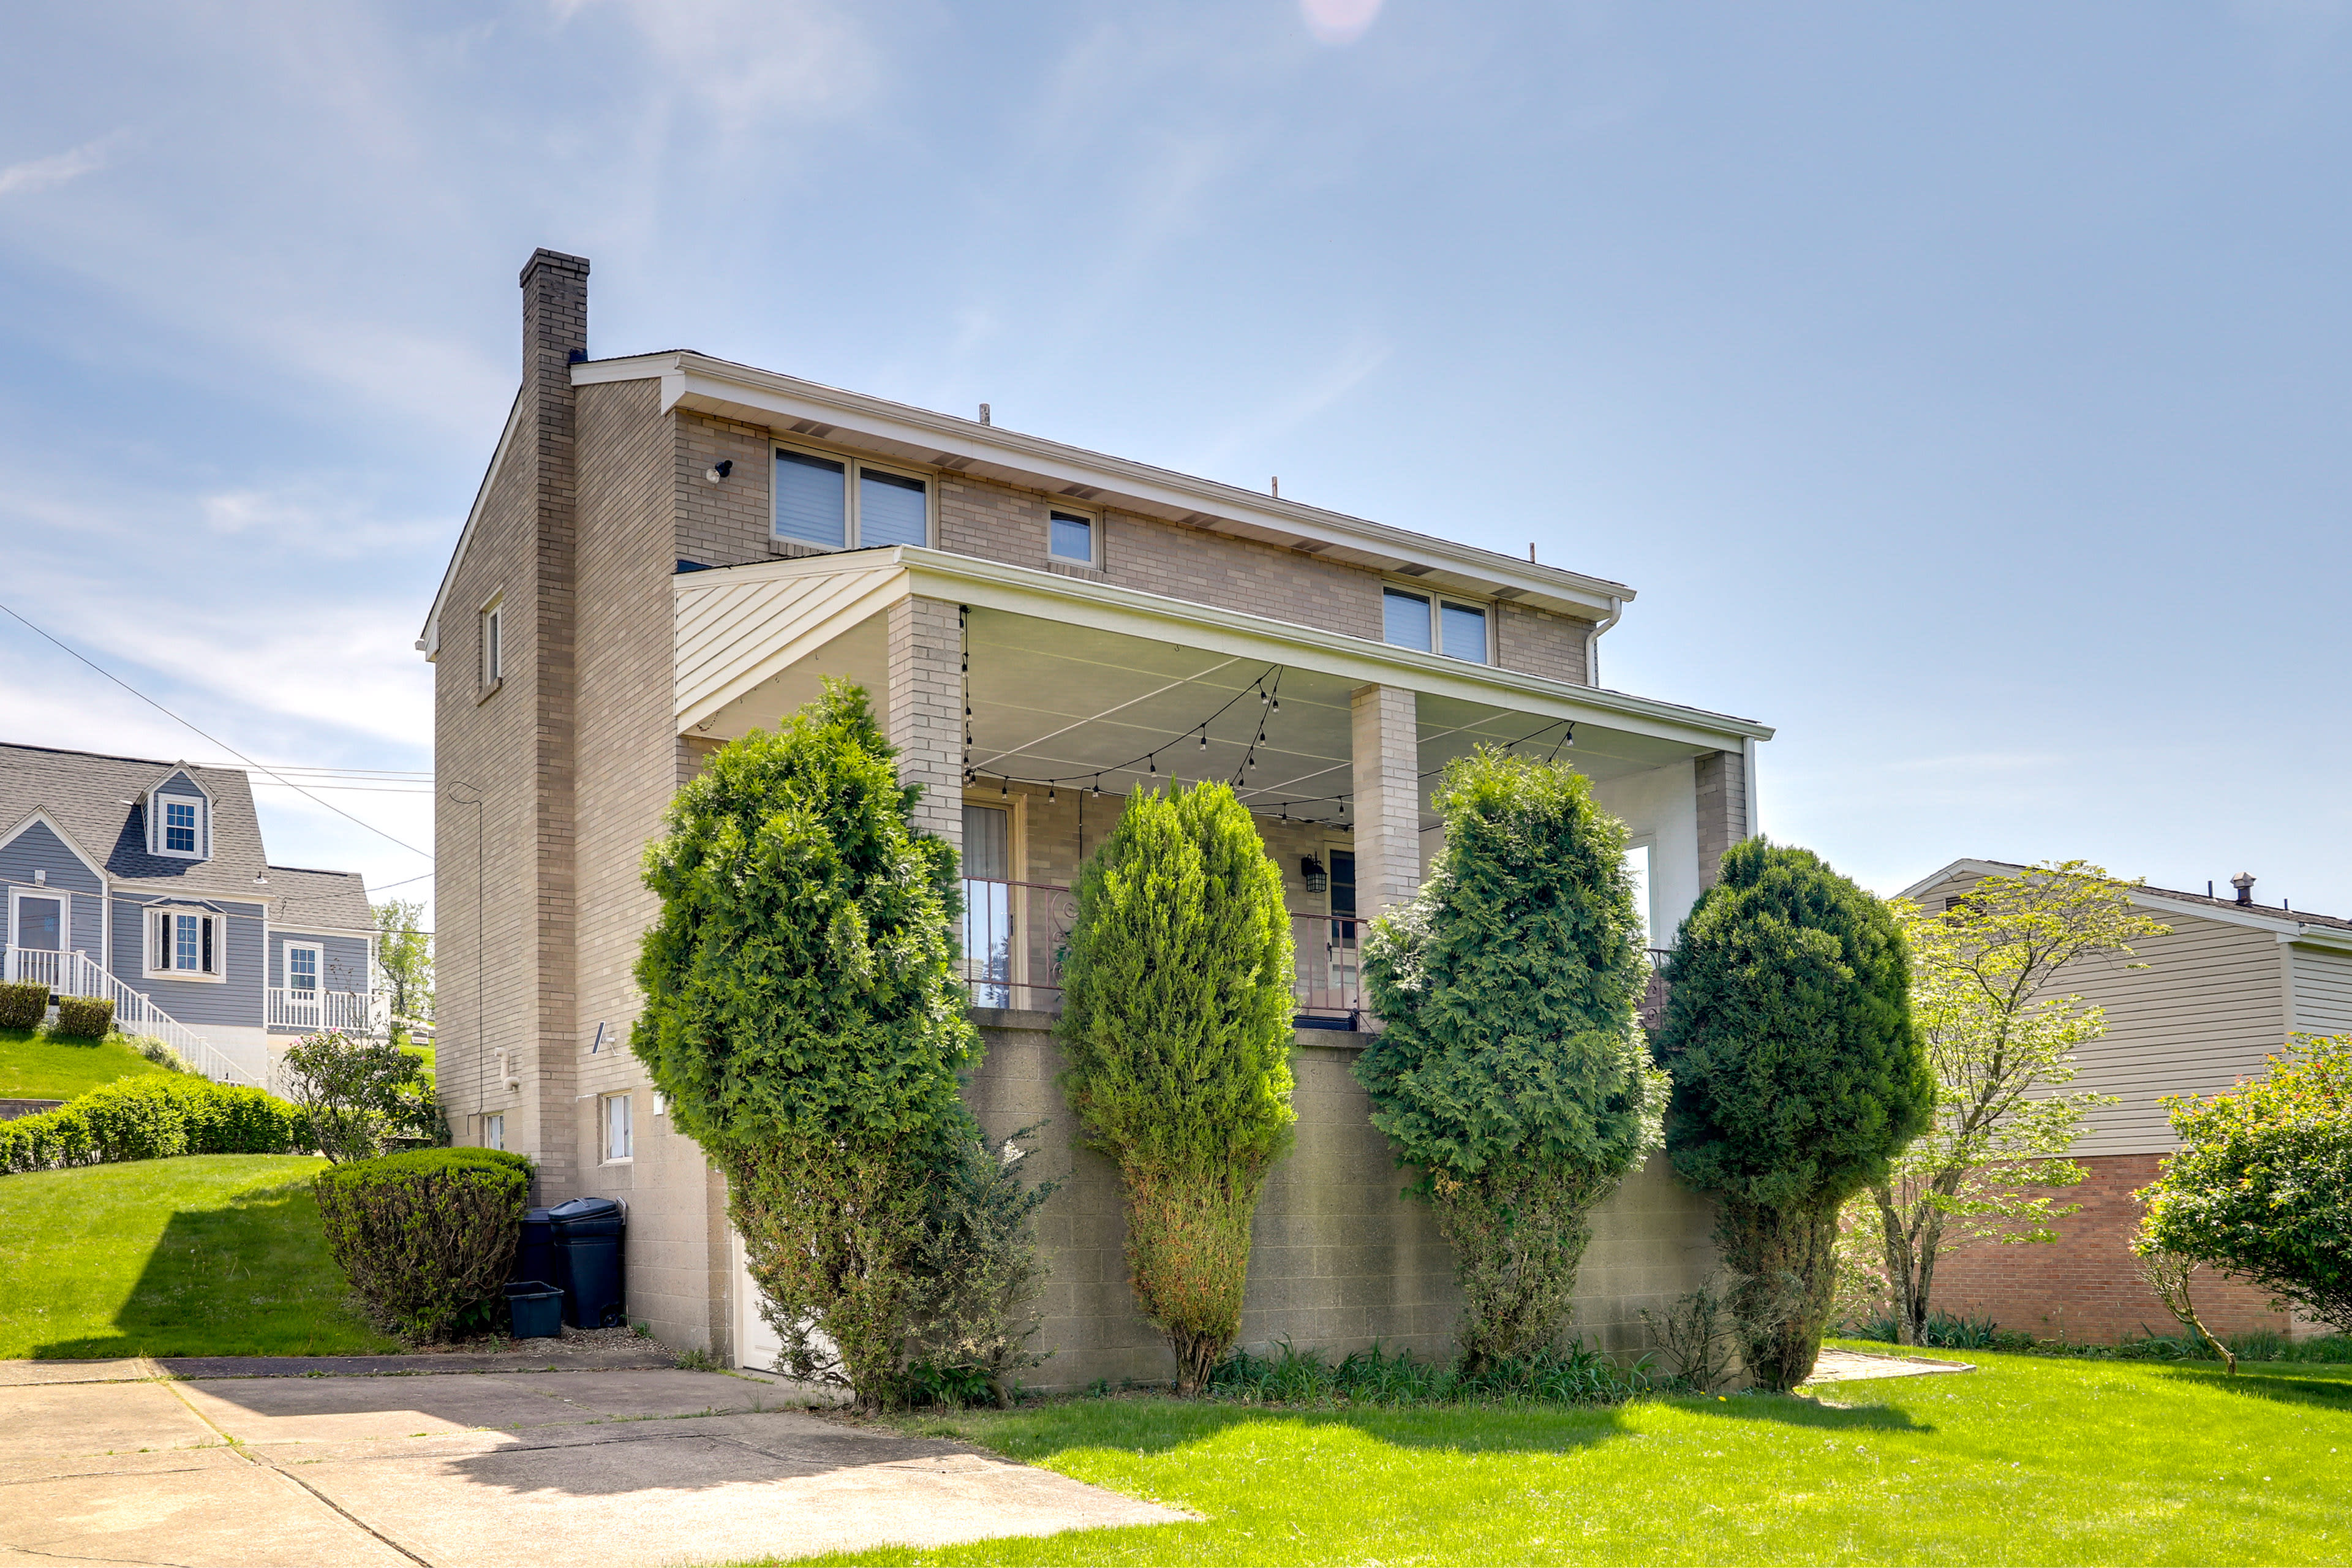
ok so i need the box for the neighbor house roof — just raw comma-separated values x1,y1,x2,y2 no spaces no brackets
261,865,375,933
1902,858,2352,941
0,742,370,922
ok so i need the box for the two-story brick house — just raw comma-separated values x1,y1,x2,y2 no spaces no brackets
422,249,1774,1382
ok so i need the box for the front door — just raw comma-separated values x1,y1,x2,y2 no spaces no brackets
10,892,64,988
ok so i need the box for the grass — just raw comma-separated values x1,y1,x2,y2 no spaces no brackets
0,1154,399,1359
0,1025,176,1100
779,1348,2352,1566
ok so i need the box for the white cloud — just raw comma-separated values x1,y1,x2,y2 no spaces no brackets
1300,0,1383,47
0,132,124,199
1193,336,1392,472
549,0,880,139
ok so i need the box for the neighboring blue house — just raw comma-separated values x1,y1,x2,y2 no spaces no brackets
0,742,383,1085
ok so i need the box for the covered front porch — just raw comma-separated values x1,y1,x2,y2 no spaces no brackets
674,546,1767,1031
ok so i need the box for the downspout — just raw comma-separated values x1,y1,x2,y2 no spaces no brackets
1585,595,1623,687
1743,734,1761,843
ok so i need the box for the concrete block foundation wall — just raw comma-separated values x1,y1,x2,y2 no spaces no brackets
964,1011,1723,1389
1927,1152,2304,1343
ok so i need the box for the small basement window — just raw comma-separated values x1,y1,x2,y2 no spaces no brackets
603,1091,633,1162
485,1114,505,1152
1049,510,1096,565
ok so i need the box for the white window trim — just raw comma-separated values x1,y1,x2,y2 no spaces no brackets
147,790,210,861
771,439,937,552
484,1113,505,1152
1381,582,1495,665
1047,505,1101,568
603,1091,634,1163
479,596,505,692
144,905,228,983
283,939,324,992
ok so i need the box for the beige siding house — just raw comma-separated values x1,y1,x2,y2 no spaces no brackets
1902,858,2350,1340
422,249,1774,1384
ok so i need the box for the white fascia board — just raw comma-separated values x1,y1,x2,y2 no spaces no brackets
690,547,1770,750
584,352,1635,620
2281,927,2352,955
419,384,528,660
0,807,109,884
1899,858,2332,938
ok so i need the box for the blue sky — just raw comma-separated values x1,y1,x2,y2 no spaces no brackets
1,1,2346,926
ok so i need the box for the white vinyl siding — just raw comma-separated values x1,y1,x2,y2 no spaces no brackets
1909,875,2289,1155
2292,945,2352,1036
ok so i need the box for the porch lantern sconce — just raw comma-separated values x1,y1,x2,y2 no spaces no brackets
1301,856,1329,894
703,459,733,484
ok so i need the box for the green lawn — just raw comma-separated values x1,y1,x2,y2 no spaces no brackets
0,1027,173,1100
788,1349,2350,1566
0,1155,399,1359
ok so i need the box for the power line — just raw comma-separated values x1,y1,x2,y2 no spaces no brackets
0,599,433,862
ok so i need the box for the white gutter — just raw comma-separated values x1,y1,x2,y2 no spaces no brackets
1585,594,1623,686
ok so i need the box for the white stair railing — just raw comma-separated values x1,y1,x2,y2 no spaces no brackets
6,947,257,1088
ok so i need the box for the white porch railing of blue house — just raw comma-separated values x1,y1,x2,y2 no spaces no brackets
3,946,259,1087
959,878,1673,1031
268,986,389,1036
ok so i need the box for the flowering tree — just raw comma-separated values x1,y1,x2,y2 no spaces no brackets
1851,862,2164,1345
2138,1033,2352,1336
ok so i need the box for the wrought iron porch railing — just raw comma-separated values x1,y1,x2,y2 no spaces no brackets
960,878,1674,1030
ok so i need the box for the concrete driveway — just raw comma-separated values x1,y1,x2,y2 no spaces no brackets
0,1361,1183,1567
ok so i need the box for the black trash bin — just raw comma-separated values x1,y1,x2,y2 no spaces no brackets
511,1207,556,1290
547,1196,625,1329
504,1280,563,1340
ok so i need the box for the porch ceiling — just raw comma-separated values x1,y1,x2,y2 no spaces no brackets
664,595,1723,827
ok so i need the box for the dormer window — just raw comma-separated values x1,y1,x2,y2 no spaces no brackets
148,788,209,859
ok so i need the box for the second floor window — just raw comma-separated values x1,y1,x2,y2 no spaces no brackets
1382,587,1491,665
774,445,930,550
164,801,198,853
1049,510,1096,565
480,598,503,688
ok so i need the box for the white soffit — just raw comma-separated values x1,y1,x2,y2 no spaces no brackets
674,562,908,727
581,352,1631,622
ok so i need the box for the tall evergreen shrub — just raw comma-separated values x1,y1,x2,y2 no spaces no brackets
1355,748,1665,1371
1057,781,1296,1393
633,680,981,1408
1651,840,1933,1390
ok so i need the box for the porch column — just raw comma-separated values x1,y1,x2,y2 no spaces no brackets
886,595,963,859
1350,683,1421,918
1694,747,1749,889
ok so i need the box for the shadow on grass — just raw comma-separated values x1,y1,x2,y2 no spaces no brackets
2136,1362,2352,1413
32,1173,383,1360
919,1384,1926,1464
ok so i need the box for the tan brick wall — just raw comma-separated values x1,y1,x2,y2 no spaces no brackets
1929,1152,2302,1343
1496,600,1591,685
1693,748,1747,890
965,1015,1722,1389
887,595,965,852
1351,684,1421,919
434,251,584,1196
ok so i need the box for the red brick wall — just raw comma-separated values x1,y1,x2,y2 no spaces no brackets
1928,1153,2297,1343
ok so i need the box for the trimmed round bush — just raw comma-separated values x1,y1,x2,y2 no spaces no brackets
0,981,49,1031
52,996,115,1039
0,1075,309,1174
314,1148,533,1341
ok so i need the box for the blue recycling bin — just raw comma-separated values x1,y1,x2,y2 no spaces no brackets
547,1196,625,1329
504,1280,563,1340
511,1207,556,1290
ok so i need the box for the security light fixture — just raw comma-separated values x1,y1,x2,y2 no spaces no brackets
704,459,734,484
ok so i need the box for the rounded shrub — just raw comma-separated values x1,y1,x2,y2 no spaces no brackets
0,1075,309,1174
314,1147,533,1341
53,996,115,1039
0,981,49,1031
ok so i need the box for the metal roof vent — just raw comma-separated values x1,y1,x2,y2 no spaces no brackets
2230,872,2256,906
